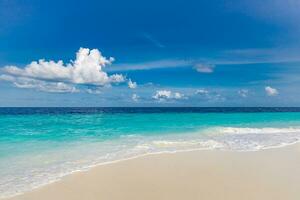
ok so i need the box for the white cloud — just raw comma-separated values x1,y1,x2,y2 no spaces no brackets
153,90,172,100
152,90,185,101
0,75,78,93
174,92,184,99
0,74,15,82
238,89,249,98
86,88,102,94
0,48,133,93
34,82,78,93
2,48,125,86
109,59,191,72
132,94,139,102
128,79,137,89
195,89,209,95
265,86,279,96
194,89,225,102
194,64,215,73
109,74,125,83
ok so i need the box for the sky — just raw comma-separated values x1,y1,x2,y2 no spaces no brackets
1,0,300,107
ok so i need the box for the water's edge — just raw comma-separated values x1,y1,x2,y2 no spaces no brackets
3,140,300,200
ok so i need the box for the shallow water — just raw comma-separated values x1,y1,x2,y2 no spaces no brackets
1,107,300,198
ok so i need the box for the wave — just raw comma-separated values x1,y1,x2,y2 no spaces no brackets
132,126,300,153
210,127,300,135
2,126,300,199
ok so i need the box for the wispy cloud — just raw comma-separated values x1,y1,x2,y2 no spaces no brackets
0,75,79,93
109,59,191,71
109,48,300,72
132,94,139,102
230,0,300,28
142,33,165,48
222,48,300,64
238,89,249,98
194,88,225,102
195,89,209,95
86,88,102,94
194,63,215,73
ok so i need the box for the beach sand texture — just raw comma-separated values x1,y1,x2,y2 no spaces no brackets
8,144,300,200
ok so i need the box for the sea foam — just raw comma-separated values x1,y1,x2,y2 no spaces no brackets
2,126,300,198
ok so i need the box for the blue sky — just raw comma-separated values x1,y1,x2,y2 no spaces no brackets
1,0,300,106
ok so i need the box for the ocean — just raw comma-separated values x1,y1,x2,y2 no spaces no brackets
1,107,300,198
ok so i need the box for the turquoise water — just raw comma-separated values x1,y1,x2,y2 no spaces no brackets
2,108,300,198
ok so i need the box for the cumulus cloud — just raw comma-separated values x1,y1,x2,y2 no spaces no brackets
0,48,130,93
238,89,249,98
132,94,139,102
265,86,279,96
2,48,124,85
153,90,171,100
152,90,185,101
174,92,184,99
128,79,137,89
194,64,215,73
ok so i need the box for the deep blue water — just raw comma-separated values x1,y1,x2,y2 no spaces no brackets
1,107,300,115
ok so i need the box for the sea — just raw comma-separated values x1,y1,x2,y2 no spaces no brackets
1,107,300,198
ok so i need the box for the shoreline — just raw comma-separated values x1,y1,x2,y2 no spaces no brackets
3,140,300,199
6,142,300,200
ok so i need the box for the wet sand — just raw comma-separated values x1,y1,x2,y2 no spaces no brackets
8,143,300,200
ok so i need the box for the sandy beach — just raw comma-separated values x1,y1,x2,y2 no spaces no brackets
7,143,300,200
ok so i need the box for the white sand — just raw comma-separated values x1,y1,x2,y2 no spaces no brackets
7,143,300,200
